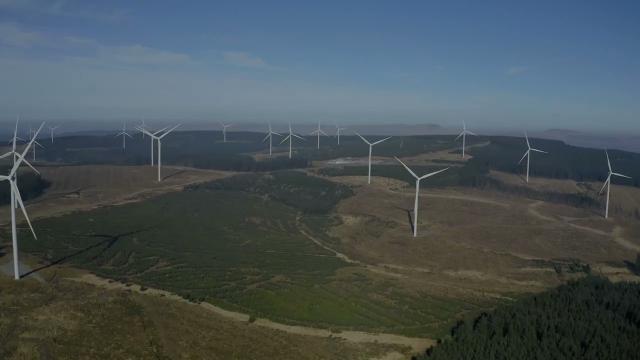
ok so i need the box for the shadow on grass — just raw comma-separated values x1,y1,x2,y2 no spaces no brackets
22,227,154,279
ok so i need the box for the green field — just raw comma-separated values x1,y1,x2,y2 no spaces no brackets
20,172,489,337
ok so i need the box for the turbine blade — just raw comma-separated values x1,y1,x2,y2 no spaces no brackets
11,181,37,240
159,124,181,139
0,151,12,160
262,133,271,142
280,135,291,144
612,172,632,179
152,127,169,136
16,154,39,174
12,122,44,176
525,132,530,148
599,176,610,194
394,157,419,179
455,132,463,141
272,131,282,136
605,150,611,172
420,167,449,180
518,150,529,164
372,136,391,145
292,134,305,140
354,132,372,145
466,130,477,136
531,148,547,154
125,132,133,138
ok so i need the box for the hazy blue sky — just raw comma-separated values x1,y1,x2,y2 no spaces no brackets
0,0,638,133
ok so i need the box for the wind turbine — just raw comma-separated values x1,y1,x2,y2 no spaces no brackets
0,122,44,280
28,127,44,162
137,126,168,166
310,121,327,149
518,132,547,183
262,122,281,156
279,122,305,159
335,125,346,145
600,150,631,219
455,121,476,158
48,125,59,144
139,124,180,182
219,122,232,143
395,157,448,237
115,122,133,150
0,117,38,209
355,132,391,184
137,119,147,138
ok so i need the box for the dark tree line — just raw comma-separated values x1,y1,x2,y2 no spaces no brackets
416,276,640,360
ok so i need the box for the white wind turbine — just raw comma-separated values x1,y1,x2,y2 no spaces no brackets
335,125,346,145
137,126,168,166
262,122,281,157
600,150,631,219
0,122,44,280
48,125,59,144
115,122,133,150
518,132,547,183
28,126,44,162
455,121,476,158
395,157,448,237
355,132,391,184
219,122,232,143
280,122,305,159
1,117,38,209
310,121,327,149
137,119,148,138
139,124,180,182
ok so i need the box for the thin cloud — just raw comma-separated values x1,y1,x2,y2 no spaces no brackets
0,0,128,23
222,51,275,69
506,66,528,76
0,22,42,48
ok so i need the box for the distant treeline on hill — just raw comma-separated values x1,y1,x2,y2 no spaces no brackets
415,276,640,360
467,137,640,187
0,169,51,205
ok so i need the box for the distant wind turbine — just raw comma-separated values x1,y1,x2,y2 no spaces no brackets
280,122,305,159
219,122,232,142
262,122,281,156
310,122,327,149
48,125,59,144
395,157,448,237
0,122,44,280
115,122,133,150
455,121,476,158
335,125,346,145
518,132,547,183
137,119,147,138
355,132,391,184
28,127,44,162
600,150,631,219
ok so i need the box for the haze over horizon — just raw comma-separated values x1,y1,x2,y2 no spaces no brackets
1,1,638,134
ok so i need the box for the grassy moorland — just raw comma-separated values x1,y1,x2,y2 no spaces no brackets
19,171,489,337
0,275,398,359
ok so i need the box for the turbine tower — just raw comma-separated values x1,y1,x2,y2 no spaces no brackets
0,122,44,280
219,122,232,143
262,122,281,156
395,157,448,237
600,150,631,219
115,122,133,150
48,125,59,144
518,132,547,183
335,125,346,145
455,121,476,158
355,132,391,184
280,122,305,159
310,121,327,149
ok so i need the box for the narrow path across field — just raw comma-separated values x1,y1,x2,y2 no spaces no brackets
71,273,435,356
